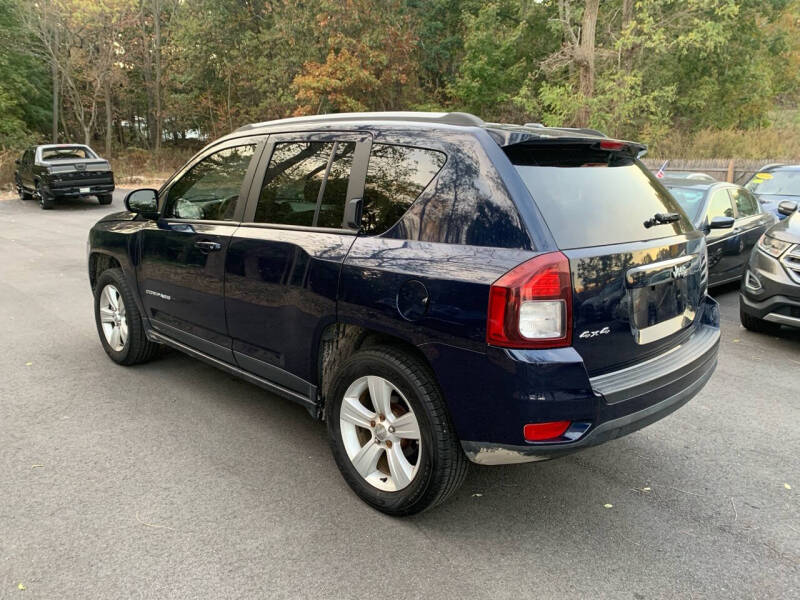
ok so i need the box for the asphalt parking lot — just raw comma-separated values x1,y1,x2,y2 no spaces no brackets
0,190,798,599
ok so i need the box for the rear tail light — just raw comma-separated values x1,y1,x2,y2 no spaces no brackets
487,251,572,349
524,421,571,441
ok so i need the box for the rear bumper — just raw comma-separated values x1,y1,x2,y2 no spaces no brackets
44,180,114,197
459,298,720,465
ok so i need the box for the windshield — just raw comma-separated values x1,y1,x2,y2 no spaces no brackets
507,144,693,249
665,186,706,222
746,170,800,197
41,146,96,160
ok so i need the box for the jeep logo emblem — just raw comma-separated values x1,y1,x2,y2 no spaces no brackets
672,264,689,279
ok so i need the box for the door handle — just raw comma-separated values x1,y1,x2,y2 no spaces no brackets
194,240,222,252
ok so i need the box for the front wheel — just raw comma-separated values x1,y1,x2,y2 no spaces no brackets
94,268,160,365
326,347,468,516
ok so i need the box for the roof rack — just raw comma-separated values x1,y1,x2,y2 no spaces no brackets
237,111,485,132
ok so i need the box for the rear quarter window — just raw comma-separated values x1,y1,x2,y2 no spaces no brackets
507,145,693,249
362,144,446,235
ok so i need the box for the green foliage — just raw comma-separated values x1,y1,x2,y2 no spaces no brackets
292,0,420,115
2,0,800,161
448,3,527,116
0,0,50,148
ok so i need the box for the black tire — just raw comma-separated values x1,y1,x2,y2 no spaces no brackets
37,181,54,210
326,346,468,516
740,304,781,335
98,194,113,205
93,268,160,365
15,176,32,200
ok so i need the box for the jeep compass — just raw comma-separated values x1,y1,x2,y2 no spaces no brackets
87,112,720,515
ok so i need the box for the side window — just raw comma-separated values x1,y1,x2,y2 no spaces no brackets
164,144,256,221
730,188,758,217
255,142,332,226
707,189,734,221
361,144,446,235
255,140,354,228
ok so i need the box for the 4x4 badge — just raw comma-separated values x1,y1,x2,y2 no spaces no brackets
579,326,610,339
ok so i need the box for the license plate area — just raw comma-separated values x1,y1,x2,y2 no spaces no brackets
627,255,699,345
79,187,91,194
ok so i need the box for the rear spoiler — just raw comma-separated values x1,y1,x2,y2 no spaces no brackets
504,136,647,158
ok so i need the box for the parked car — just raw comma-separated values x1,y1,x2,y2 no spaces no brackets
14,144,115,210
745,164,800,220
740,200,800,333
87,112,720,515
663,179,775,286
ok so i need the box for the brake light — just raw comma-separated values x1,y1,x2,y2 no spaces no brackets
487,251,572,348
524,421,571,441
599,140,625,151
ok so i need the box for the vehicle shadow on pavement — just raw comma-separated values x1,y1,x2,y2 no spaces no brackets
65,336,796,596
12,195,113,211
132,347,692,524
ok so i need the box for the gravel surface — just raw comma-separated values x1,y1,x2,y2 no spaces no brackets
1,191,798,599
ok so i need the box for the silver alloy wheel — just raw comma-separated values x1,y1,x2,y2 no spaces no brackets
339,375,422,492
99,284,128,352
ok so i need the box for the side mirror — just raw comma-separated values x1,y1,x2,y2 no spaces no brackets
343,197,362,230
124,188,159,218
778,200,798,216
708,216,735,230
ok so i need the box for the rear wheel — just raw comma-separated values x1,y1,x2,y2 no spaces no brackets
36,181,54,210
326,347,467,516
94,268,159,365
15,176,32,200
740,304,781,335
98,194,113,205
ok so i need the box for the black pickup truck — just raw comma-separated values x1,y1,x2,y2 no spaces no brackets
14,144,115,209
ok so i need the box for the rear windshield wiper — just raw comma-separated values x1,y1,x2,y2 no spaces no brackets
643,212,681,228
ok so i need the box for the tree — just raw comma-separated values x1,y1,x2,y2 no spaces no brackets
448,3,527,118
0,0,51,147
292,0,420,115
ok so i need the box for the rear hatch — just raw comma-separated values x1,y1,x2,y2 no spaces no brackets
506,142,706,376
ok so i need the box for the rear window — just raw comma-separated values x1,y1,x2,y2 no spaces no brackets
41,146,95,160
507,145,692,249
746,170,800,197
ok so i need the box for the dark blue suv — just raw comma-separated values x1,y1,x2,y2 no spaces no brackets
87,112,720,515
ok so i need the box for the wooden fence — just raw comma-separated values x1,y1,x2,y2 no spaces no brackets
641,158,786,184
